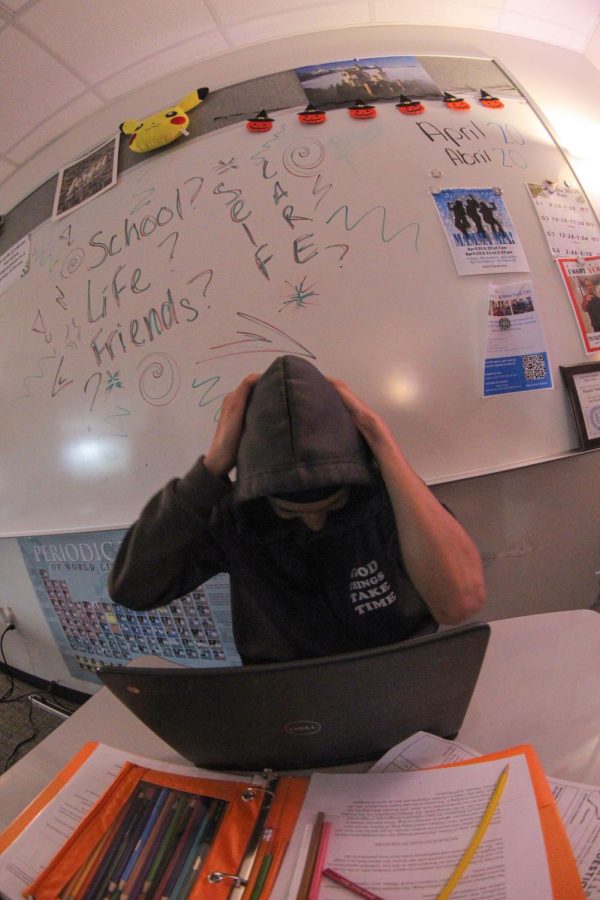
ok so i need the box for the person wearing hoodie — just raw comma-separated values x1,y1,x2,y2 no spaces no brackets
108,356,485,663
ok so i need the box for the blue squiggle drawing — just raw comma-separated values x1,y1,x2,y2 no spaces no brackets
326,205,420,250
103,405,131,438
18,350,57,399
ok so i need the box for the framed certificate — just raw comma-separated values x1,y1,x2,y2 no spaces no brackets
560,363,600,449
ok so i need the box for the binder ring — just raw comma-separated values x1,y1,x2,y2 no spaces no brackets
208,871,248,887
241,785,275,801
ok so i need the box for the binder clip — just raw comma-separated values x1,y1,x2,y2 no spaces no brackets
348,98,376,119
247,110,274,132
442,91,471,111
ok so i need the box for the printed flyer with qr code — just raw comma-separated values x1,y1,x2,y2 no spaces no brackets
483,280,552,396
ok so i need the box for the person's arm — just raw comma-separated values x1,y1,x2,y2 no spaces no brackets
331,379,486,625
109,374,260,610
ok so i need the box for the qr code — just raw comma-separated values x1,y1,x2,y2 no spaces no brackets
522,354,548,381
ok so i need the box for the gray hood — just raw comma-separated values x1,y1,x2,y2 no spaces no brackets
234,356,376,503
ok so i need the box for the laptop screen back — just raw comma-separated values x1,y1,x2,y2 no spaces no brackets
97,622,490,771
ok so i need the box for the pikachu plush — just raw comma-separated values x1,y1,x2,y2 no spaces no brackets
120,87,209,152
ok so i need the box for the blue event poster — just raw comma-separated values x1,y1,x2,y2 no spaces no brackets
432,187,529,276
18,530,240,683
483,281,553,397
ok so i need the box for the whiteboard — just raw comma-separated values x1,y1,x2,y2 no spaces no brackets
0,87,592,535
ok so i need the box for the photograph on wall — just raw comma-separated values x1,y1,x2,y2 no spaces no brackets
52,135,120,222
432,187,529,276
295,56,442,108
18,530,240,683
557,255,600,353
560,363,600,449
483,280,552,396
526,182,600,259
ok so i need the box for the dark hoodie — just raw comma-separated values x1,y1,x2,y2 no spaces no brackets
108,356,435,663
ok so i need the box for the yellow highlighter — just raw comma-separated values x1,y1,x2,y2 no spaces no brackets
437,764,510,900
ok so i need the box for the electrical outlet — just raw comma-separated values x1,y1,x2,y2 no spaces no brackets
0,606,15,628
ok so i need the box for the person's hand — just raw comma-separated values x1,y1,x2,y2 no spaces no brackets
329,377,390,449
204,373,260,477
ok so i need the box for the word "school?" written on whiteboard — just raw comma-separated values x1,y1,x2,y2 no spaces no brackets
19,114,425,440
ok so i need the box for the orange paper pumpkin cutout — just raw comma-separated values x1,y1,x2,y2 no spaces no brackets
480,90,504,109
247,110,274,132
396,94,425,115
348,99,376,119
442,91,471,111
298,104,327,124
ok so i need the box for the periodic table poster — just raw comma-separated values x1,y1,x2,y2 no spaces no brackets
18,530,240,683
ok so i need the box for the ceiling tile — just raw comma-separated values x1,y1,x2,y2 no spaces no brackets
20,0,219,84
586,20,600,66
98,30,229,100
499,10,590,51
225,3,371,46
216,0,330,25
0,0,31,10
374,0,501,28
504,0,600,28
0,26,86,155
4,92,103,164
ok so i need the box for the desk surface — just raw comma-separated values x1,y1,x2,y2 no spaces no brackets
1,609,599,833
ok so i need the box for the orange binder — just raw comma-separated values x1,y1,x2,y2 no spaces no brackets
0,741,583,899
0,744,307,900
437,744,584,900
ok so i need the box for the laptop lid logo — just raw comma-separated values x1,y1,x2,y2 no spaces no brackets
284,720,322,736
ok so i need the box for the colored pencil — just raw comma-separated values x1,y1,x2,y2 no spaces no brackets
61,824,115,899
307,820,331,900
295,812,324,900
116,785,164,888
249,852,274,900
159,797,213,899
151,797,199,898
106,787,154,892
80,790,145,899
437,764,510,900
164,797,225,899
119,786,171,895
121,789,178,899
322,868,385,900
141,793,190,894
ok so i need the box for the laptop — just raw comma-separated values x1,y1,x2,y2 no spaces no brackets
97,622,490,771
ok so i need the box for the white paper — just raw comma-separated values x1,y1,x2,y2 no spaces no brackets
370,732,600,899
0,743,242,900
526,182,600,259
0,235,30,298
551,777,600,899
369,730,479,772
274,754,552,899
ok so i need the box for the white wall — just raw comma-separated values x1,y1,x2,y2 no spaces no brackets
1,24,599,694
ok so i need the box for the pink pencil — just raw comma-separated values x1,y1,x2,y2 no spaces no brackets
322,867,386,900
